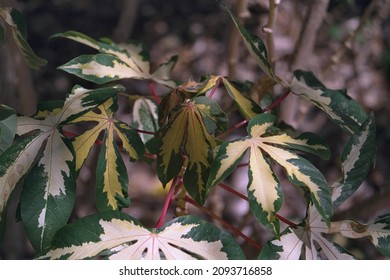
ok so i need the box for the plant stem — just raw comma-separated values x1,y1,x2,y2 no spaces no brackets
218,182,248,201
155,176,181,228
217,182,298,227
262,89,291,112
217,119,248,139
275,214,298,228
227,0,249,79
148,81,161,104
207,76,222,99
184,195,263,251
264,0,280,67
134,128,156,135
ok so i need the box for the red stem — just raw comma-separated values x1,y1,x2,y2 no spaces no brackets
237,162,249,168
262,89,291,112
184,196,263,251
275,214,298,228
217,182,298,228
218,182,248,201
207,77,222,99
217,119,248,139
154,176,181,228
134,128,156,135
149,81,161,104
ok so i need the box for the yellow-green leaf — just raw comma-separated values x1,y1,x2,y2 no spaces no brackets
69,98,144,211
222,78,262,119
157,98,220,204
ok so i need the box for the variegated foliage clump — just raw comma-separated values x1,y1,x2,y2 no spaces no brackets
0,5,387,260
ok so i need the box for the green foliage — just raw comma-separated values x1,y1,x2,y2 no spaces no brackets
0,4,385,260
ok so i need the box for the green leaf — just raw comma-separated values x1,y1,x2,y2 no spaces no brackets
132,98,159,145
157,98,221,204
222,78,263,120
69,98,144,211
208,113,332,233
332,113,376,208
0,104,17,154
259,206,355,260
38,212,245,260
0,8,47,69
289,70,367,134
55,31,177,88
219,3,280,83
330,214,390,257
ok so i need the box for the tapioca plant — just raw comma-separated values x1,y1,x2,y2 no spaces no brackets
0,1,388,260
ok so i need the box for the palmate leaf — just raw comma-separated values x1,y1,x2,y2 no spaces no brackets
332,113,376,208
208,113,331,234
157,97,227,205
289,70,367,135
0,85,121,251
330,214,390,257
38,212,245,260
259,206,355,260
0,8,47,69
54,31,177,88
0,104,17,153
69,97,144,211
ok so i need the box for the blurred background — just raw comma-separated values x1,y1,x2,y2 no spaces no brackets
0,0,389,259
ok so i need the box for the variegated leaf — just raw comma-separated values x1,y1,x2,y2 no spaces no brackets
0,104,17,153
222,78,263,120
332,113,376,208
289,70,367,135
208,113,332,233
132,98,159,144
0,8,47,69
2,86,120,250
16,107,75,251
329,214,390,257
58,84,125,124
38,212,245,260
219,4,281,83
55,31,177,88
69,98,144,211
0,131,42,240
259,206,355,260
157,97,224,204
